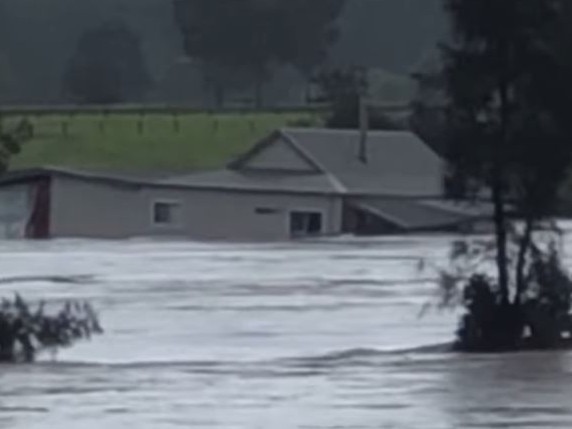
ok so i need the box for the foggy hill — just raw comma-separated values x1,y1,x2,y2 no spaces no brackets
335,0,445,73
0,0,445,105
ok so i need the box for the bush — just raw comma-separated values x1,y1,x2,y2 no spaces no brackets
433,236,572,352
456,275,526,351
0,295,103,363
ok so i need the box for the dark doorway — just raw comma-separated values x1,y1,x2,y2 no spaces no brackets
289,211,323,237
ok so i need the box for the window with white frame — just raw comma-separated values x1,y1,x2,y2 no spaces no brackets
152,201,182,226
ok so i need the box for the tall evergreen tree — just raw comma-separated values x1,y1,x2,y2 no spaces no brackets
446,0,572,300
435,0,572,349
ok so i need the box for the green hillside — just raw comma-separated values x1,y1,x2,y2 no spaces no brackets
6,112,320,172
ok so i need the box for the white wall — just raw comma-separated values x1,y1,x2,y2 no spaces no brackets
50,177,145,239
141,187,342,241
50,176,342,241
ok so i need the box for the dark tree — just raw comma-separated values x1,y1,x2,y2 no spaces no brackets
429,0,572,350
173,0,345,107
274,0,346,77
63,21,152,104
410,64,448,157
313,68,400,130
173,0,266,107
0,295,102,363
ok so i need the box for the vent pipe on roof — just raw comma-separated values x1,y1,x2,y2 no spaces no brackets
358,95,369,164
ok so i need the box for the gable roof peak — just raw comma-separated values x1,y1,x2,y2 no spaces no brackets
226,128,325,173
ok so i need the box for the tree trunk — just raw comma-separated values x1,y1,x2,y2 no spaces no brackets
496,36,512,306
492,174,510,305
515,216,534,303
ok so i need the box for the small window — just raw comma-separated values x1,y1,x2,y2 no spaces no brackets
152,201,181,226
290,211,323,237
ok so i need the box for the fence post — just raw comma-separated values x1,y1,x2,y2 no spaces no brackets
137,112,145,135
172,112,180,133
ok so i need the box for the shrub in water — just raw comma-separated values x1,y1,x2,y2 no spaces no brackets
428,232,572,352
0,295,103,363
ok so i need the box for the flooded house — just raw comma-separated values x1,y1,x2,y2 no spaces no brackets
0,128,489,240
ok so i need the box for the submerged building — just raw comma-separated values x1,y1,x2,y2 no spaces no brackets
0,128,490,240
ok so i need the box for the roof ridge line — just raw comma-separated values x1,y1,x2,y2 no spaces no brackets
279,129,333,176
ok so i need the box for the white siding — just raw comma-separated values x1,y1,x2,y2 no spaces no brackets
49,176,343,241
140,188,342,241
50,177,146,239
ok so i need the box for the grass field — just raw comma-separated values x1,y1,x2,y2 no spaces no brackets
4,111,321,172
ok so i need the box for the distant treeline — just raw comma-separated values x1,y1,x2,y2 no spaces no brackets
0,0,444,106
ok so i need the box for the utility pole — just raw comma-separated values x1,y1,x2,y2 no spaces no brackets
358,94,369,164
357,67,369,164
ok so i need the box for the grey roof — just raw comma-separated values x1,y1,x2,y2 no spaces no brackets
0,167,151,189
5,129,444,199
160,169,343,194
278,128,444,196
161,128,444,197
350,198,491,230
0,167,344,197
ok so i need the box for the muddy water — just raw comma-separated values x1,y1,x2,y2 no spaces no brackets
0,237,570,428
